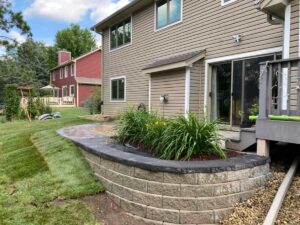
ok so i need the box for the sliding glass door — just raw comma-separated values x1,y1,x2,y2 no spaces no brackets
211,55,275,128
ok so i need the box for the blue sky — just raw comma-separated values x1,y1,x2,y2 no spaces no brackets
9,0,131,46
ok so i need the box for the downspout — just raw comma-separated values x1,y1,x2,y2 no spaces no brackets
94,27,104,114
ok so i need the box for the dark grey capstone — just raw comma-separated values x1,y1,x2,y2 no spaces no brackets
57,124,270,174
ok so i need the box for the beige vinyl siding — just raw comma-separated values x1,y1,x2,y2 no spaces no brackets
150,69,185,117
189,61,202,117
290,0,299,58
102,0,283,115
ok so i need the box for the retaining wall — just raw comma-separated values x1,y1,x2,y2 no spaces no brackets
81,149,270,225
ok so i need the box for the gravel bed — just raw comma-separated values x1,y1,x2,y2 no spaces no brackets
221,164,285,225
276,171,300,225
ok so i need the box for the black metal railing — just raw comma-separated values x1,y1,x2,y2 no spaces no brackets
259,57,300,119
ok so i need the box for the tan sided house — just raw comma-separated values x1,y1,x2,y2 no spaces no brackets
92,0,300,154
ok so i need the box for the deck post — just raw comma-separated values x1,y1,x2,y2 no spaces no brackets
257,139,270,157
259,64,268,119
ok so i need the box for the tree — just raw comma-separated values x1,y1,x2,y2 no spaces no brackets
0,0,31,47
3,84,20,121
0,40,52,89
54,24,96,58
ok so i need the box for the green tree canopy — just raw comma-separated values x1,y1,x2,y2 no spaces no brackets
54,24,96,59
0,40,52,89
0,0,31,47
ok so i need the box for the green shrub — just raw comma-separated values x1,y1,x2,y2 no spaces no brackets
156,113,226,160
27,94,38,119
35,97,52,116
116,107,165,153
3,84,20,121
84,87,102,115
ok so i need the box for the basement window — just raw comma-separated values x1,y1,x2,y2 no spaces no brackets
111,77,125,101
110,17,131,50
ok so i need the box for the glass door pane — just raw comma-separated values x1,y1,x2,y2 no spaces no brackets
232,55,274,127
211,63,232,124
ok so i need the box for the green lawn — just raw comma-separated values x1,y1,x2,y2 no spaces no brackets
0,107,104,225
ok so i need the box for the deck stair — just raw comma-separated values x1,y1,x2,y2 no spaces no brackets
219,128,256,151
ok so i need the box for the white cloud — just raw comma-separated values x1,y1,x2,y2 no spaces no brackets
8,31,27,44
90,0,131,22
24,0,131,23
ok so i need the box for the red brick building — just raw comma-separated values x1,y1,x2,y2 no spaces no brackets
50,49,102,106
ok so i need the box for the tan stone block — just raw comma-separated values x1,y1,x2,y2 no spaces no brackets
147,181,180,197
163,196,197,211
213,180,241,196
250,164,270,178
114,162,134,176
126,212,163,225
100,158,116,170
112,183,133,201
123,176,147,192
198,193,240,210
240,175,268,192
133,191,162,208
179,210,214,224
146,206,179,224
180,184,213,197
134,168,164,182
81,150,100,164
164,173,197,184
96,174,112,191
120,198,147,218
104,169,124,185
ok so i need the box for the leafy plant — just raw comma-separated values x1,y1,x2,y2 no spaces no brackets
248,103,259,116
156,113,226,160
116,107,165,153
3,84,20,121
35,97,52,116
84,87,102,115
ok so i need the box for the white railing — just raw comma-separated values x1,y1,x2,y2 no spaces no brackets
21,97,76,107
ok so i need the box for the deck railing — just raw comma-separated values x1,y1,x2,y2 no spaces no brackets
21,97,76,107
259,57,300,119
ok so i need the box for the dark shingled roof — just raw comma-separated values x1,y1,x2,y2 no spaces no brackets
142,49,206,71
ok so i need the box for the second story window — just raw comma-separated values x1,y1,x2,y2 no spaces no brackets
110,17,131,50
71,64,75,76
52,72,55,81
156,0,182,30
60,68,63,79
65,66,68,78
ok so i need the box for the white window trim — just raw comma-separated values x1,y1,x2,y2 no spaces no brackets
53,89,59,97
110,76,126,102
65,66,68,78
148,76,151,112
109,16,133,52
71,64,75,76
184,67,191,118
69,85,75,97
154,0,183,32
221,0,237,6
203,47,283,117
60,68,63,79
52,72,55,82
62,86,68,97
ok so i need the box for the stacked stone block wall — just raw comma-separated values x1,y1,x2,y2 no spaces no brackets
81,149,270,225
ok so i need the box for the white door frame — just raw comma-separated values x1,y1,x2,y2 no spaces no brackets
204,47,283,117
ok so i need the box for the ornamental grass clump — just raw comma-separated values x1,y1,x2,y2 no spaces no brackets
116,107,166,153
156,113,226,160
